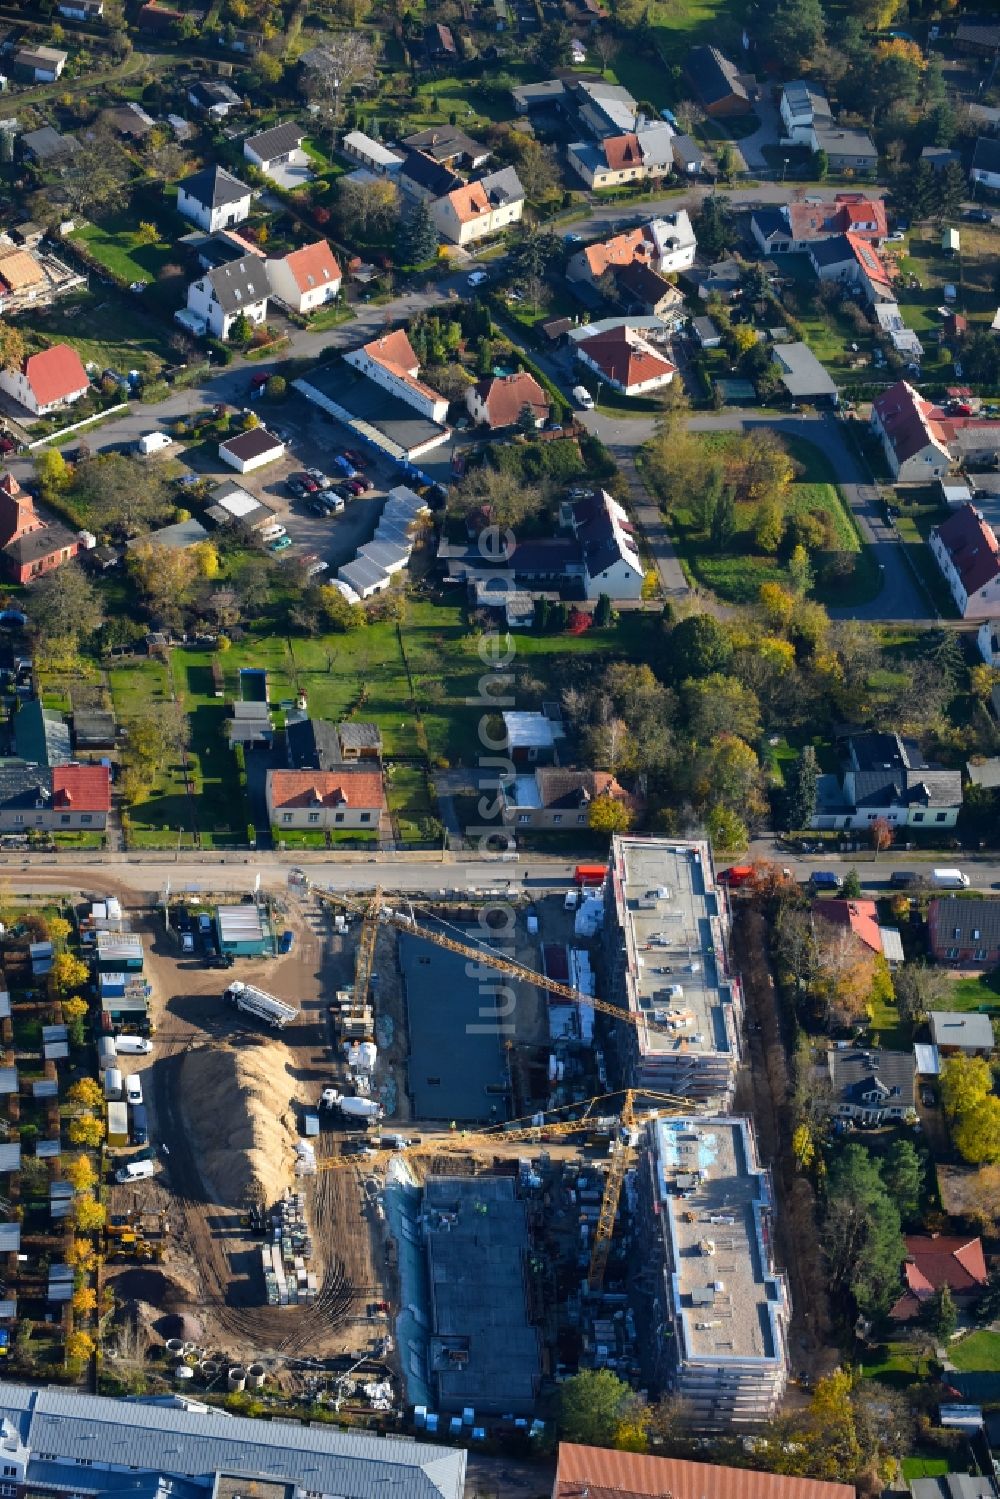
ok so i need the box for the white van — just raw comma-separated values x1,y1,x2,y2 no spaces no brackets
138,431,172,456
260,523,287,542
115,1159,154,1183
572,385,595,411
126,1074,143,1106
564,889,579,911
932,867,970,889
115,1036,152,1056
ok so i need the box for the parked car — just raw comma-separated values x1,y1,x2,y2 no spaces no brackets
279,930,294,954
921,1086,937,1107
343,449,367,468
270,535,293,552
0,434,16,456
309,498,330,516
197,913,213,934
126,1075,143,1106
181,931,195,953
965,208,993,224
467,270,488,286
351,475,374,492
333,455,358,477
306,468,332,489
346,478,365,496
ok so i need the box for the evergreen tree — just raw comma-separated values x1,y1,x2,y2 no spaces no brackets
924,1283,957,1342
594,593,613,628
399,200,439,265
937,160,965,222
785,744,818,830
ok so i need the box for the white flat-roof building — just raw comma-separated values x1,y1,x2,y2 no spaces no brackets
601,835,742,1104
638,1114,790,1425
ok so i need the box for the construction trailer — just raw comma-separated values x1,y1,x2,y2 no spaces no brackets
216,903,272,957
107,1101,129,1147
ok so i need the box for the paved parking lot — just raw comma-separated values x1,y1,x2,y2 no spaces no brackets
182,391,408,576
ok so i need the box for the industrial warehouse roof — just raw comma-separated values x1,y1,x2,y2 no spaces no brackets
0,1386,466,1499
554,1444,855,1499
216,904,268,945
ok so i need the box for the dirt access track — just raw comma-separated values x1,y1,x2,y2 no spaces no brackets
103,883,388,1369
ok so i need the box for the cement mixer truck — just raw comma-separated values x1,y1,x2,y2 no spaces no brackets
320,1088,383,1121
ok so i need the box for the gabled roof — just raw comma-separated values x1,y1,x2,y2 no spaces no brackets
577,325,676,389
179,165,251,211
0,760,51,812
891,1234,987,1320
244,119,303,162
354,330,443,407
933,503,1000,598
874,380,951,466
613,259,676,311
787,195,886,242
202,254,270,313
268,768,384,810
20,345,89,406
51,764,111,814
403,126,489,164
554,1443,855,1499
602,132,642,172
812,898,881,953
571,489,641,579
847,232,891,289
278,239,341,293
529,768,634,811
0,250,44,292
286,716,342,771
685,45,747,108
581,226,648,278
474,371,548,427
399,150,461,197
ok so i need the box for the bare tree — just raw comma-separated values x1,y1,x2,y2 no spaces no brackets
301,35,377,119
336,175,400,236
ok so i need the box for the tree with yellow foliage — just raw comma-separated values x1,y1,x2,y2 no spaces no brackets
73,1196,106,1232
66,1155,96,1192
46,916,72,949
66,1238,97,1271
72,1286,97,1315
65,1331,95,1364
875,36,925,69
50,952,89,996
792,1122,815,1170
192,541,221,580
588,795,633,835
67,1078,104,1111
758,581,796,632
68,1116,105,1149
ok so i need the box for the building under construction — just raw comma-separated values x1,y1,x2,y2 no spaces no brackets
636,1114,790,1428
601,836,743,1104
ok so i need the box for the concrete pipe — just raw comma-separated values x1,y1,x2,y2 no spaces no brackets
246,1363,266,1389
227,1366,247,1393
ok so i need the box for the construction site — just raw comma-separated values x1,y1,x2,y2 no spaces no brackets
89,837,809,1433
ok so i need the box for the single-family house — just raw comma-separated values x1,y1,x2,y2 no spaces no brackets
645,211,697,274
872,381,952,482
922,146,961,174
671,134,705,175
971,137,1000,193
575,325,676,397
752,195,887,255
568,133,646,190
466,371,549,430
13,46,67,83
562,489,644,599
502,768,639,830
430,167,525,246
810,124,877,175
890,1235,987,1322
344,330,449,423
685,46,751,117
811,899,901,964
771,342,838,403
613,261,682,318
218,426,285,474
0,344,89,417
503,711,564,766
779,80,831,144
0,475,78,585
808,233,892,305
403,127,490,171
187,81,242,118
574,78,638,136
265,240,341,315
930,504,1000,618
50,764,110,831
424,22,457,60
398,151,462,204
812,729,962,831
342,131,404,175
186,254,269,340
243,120,304,175
826,1047,914,1125
928,1008,995,1055
177,166,253,235
929,898,1000,971
267,768,385,832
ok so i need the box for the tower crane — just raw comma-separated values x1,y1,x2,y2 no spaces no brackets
317,886,677,1038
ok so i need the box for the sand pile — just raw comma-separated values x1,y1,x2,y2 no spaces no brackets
180,1042,299,1207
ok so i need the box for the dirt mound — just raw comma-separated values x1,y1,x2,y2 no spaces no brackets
180,1041,300,1207
111,1269,187,1307
154,1311,204,1342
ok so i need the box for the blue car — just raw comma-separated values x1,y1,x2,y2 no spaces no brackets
279,930,294,954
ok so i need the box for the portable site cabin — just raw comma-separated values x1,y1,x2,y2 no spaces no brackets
942,226,961,256
216,903,272,957
107,1100,129,1147
95,931,144,972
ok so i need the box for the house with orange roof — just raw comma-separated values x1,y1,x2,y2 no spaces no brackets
265,240,342,314
266,767,385,832
0,344,89,418
344,330,449,422
466,370,549,430
811,897,902,965
429,166,524,246
0,474,78,585
574,324,676,397
51,765,111,832
553,1443,855,1499
889,1234,987,1322
872,380,953,481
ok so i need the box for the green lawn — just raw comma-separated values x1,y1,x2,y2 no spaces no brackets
901,1458,951,1481
18,288,175,379
949,1330,1000,1372
386,766,438,843
862,1340,933,1388
944,970,1000,1013
72,216,176,290
895,513,960,620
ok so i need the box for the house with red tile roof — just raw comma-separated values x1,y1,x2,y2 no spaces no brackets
502,768,642,830
930,503,1000,618
344,330,449,422
872,380,953,481
429,166,524,246
0,343,89,417
812,897,882,953
265,240,341,314
574,324,676,397
466,370,549,430
266,768,385,832
51,764,111,830
553,1443,855,1499
890,1234,987,1322
0,474,78,585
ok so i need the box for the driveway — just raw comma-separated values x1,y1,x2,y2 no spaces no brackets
736,99,782,173
265,151,315,191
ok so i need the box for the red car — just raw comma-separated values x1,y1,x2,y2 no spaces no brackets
352,475,374,492
0,434,15,456
346,478,365,496
343,448,367,468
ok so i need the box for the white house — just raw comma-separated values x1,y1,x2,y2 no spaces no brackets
265,240,341,314
219,426,286,474
344,330,449,422
176,166,252,234
646,210,697,274
562,489,644,600
0,344,89,416
187,255,269,340
13,46,67,82
871,381,952,481
779,80,831,144
429,166,524,246
243,120,304,175
466,371,548,430
267,767,384,832
930,504,1000,619
575,325,676,398
971,137,1000,192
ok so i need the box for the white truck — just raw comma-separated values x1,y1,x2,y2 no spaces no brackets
137,431,172,456
320,1088,383,1121
931,868,970,889
226,981,298,1029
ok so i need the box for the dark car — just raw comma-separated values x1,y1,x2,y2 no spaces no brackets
964,208,993,224
0,434,15,456
343,449,367,468
345,478,365,496
309,498,330,516
353,475,374,492
889,870,919,889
